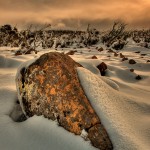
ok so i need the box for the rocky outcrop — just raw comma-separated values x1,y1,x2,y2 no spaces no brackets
16,52,113,150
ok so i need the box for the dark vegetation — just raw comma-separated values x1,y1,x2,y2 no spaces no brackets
0,22,150,55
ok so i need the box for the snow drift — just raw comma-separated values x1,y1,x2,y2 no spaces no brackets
77,67,150,150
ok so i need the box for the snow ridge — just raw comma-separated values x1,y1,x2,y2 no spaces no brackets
77,67,150,150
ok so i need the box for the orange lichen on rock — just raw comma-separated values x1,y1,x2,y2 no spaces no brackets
36,74,45,84
16,52,113,150
50,88,56,95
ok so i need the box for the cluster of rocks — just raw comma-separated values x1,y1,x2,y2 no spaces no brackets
93,48,142,80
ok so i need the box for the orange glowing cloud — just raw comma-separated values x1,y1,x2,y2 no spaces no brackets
0,0,150,29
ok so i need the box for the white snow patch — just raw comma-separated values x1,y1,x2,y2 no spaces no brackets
77,67,150,150
0,41,150,150
81,129,89,141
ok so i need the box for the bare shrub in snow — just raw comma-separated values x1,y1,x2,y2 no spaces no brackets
101,21,128,50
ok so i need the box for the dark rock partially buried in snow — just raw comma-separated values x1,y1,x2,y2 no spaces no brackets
91,55,98,59
122,57,128,61
16,52,113,150
129,59,136,64
66,50,77,55
98,47,104,52
135,75,142,80
130,69,134,72
97,62,107,76
147,60,150,63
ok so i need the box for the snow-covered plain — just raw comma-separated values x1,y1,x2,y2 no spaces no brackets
0,40,150,150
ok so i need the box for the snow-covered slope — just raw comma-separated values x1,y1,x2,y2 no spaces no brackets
0,40,150,150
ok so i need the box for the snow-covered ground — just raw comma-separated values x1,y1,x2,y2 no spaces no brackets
0,40,150,150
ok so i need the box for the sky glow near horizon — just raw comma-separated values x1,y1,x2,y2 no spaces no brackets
0,0,150,29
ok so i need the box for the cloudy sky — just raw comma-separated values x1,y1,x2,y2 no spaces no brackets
0,0,150,30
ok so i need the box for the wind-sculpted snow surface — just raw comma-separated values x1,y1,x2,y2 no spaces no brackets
0,38,150,150
77,67,150,150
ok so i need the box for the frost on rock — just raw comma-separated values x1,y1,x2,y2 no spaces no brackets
15,57,39,116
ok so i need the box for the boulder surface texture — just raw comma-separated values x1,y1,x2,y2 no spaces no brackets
16,52,113,150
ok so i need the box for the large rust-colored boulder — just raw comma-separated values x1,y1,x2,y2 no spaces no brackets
16,52,113,150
